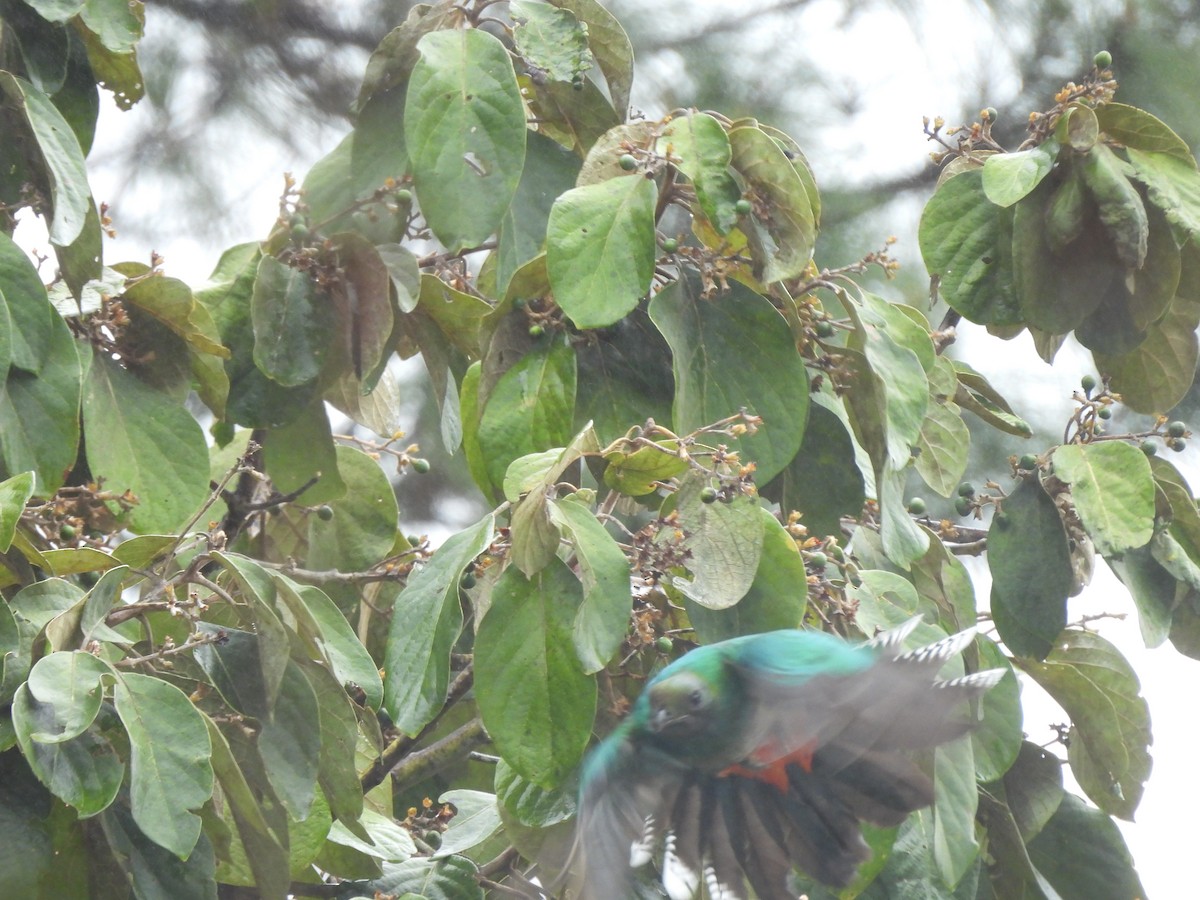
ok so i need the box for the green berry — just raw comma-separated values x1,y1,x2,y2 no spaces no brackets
1168,420,1187,438
59,523,76,540
618,153,638,171
808,551,828,570
316,505,335,522
655,636,674,654
661,238,678,253
410,458,431,474
1018,453,1038,471
1140,440,1158,457
1081,374,1097,394
700,486,719,504
290,222,309,242
983,107,998,123
1171,438,1187,452
1097,406,1112,420
395,188,413,204
1094,50,1112,68
460,571,477,589
406,534,422,546
513,296,527,310
735,198,752,216
954,496,973,517
815,320,836,338
906,497,926,515
528,324,545,338
957,481,976,498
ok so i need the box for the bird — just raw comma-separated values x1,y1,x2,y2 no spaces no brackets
565,617,1005,899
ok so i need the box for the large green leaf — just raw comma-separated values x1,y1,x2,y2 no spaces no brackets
477,339,577,495
988,477,1072,659
548,0,633,118
496,132,582,297
405,29,526,249
0,74,90,246
933,733,981,888
432,789,503,859
549,493,632,674
728,124,816,282
262,399,347,505
649,273,809,483
919,169,1021,326
511,1,592,83
546,174,657,328
0,311,82,492
1126,146,1200,239
299,660,364,829
687,507,806,642
251,255,335,387
669,471,764,610
383,515,495,734
336,854,483,900
0,231,56,374
0,471,34,552
1096,103,1195,164
82,351,209,533
664,111,740,234
258,661,321,820
23,650,110,743
763,396,866,538
1017,630,1151,820
113,672,213,858
1026,793,1145,899
11,684,122,816
982,144,1056,207
474,558,596,788
305,445,399,573
100,803,217,900
1051,442,1154,557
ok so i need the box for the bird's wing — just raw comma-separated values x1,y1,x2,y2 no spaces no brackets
733,623,1005,777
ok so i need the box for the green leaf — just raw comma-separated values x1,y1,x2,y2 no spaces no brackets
433,789,502,859
299,660,364,829
664,112,741,233
305,445,398,572
478,340,577,495
670,470,765,610
879,460,931,567
1026,793,1145,900
383,515,494,734
1096,103,1195,164
82,352,209,534
524,75,618,155
1051,442,1154,556
496,132,582,298
341,855,483,900
762,396,866,538
405,29,526,250
970,638,1022,782
376,243,421,314
728,124,816,281
113,671,213,858
511,1,593,83
982,145,1056,207
494,757,577,827
0,231,56,374
1127,145,1200,241
951,360,1032,436
100,803,217,900
326,806,416,863
920,169,1021,326
80,0,145,55
915,395,970,498
1017,631,1151,821
204,715,291,899
932,731,980,887
474,558,596,788
258,661,321,820
251,255,334,387
263,400,347,505
988,477,1072,659
193,623,274,720
602,439,688,497
0,471,35,551
1108,542,1176,648
1001,740,1065,842
273,575,383,711
12,684,122,816
548,0,633,118
649,273,809,483
687,507,806,642
1096,271,1200,415
0,310,82,493
327,231,394,380
1082,144,1148,269
546,174,657,329
24,650,110,742
302,128,407,247
549,493,632,673
0,74,90,245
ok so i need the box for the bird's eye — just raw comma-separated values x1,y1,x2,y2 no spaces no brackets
688,689,706,709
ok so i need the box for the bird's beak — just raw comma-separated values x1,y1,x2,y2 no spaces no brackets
650,708,681,733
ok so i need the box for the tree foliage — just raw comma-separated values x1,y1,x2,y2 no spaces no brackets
1,2,1196,898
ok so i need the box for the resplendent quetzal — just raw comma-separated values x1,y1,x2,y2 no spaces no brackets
567,617,1004,899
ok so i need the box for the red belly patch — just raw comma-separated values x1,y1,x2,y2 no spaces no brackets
717,741,816,792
